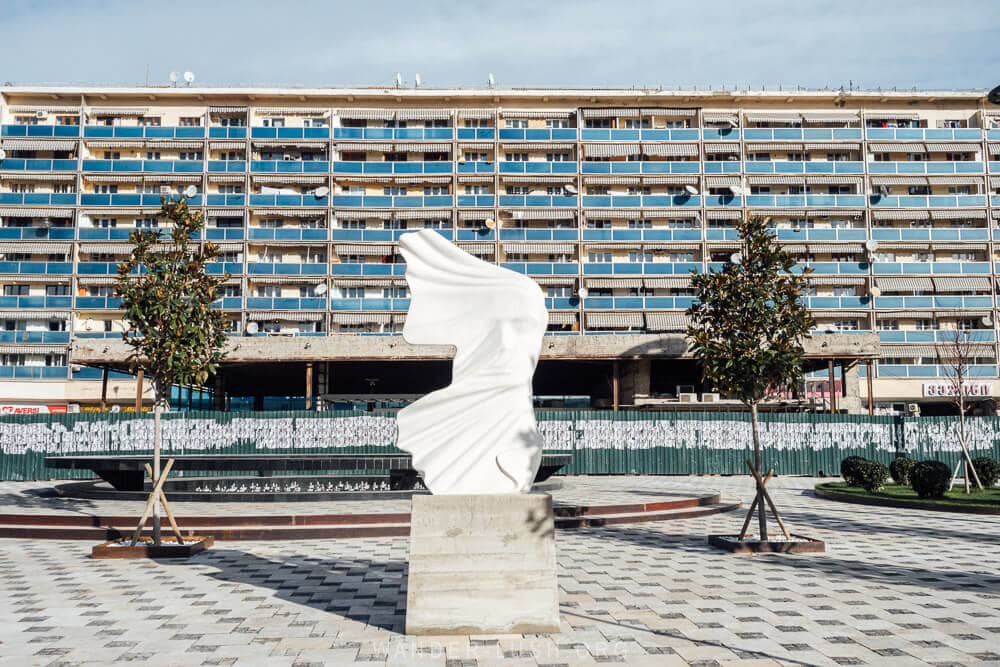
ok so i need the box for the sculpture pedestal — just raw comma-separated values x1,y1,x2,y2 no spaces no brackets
405,493,560,635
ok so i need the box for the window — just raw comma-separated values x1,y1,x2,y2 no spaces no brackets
588,252,612,263
746,153,771,161
423,186,448,196
53,184,75,194
178,152,202,160
584,118,612,128
546,286,571,298
948,185,973,195
873,153,890,162
546,186,568,195
588,186,609,195
341,219,366,229
876,319,899,330
464,152,489,162
46,284,70,296
383,220,408,230
623,119,650,129
464,185,490,195
504,119,528,129
218,116,246,127
835,320,859,331
139,184,160,194
627,219,652,229
218,151,242,161
256,285,280,298
629,251,654,262
88,286,115,297
545,119,569,128
217,251,240,263
945,152,970,162
343,286,365,298
464,119,489,128
134,217,158,229
219,184,243,194
907,152,928,162
423,219,448,229
1,354,26,366
669,252,694,262
833,287,856,297
908,186,930,195
383,286,409,298
179,116,202,127
941,119,963,128
256,250,281,263
827,153,849,161
10,184,35,193
750,186,772,195
303,118,328,127
260,218,284,229
872,251,896,262
626,186,651,195
957,319,976,330
786,153,810,161
384,120,407,128
916,319,940,330
546,153,569,161
586,219,611,229
56,115,79,126
913,252,933,262
145,151,161,160
504,153,528,162
383,186,407,196
14,115,38,125
423,119,448,128
262,117,285,128
137,116,161,126
221,285,241,298
48,319,67,332
2,285,28,296
345,254,367,264
827,185,852,195
952,252,977,261
505,186,530,195
95,185,118,194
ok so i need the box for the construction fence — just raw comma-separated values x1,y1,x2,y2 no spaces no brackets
0,409,998,481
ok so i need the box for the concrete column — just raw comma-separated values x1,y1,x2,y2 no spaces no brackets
305,362,314,410
840,361,864,415
134,368,144,412
618,359,651,407
100,366,109,411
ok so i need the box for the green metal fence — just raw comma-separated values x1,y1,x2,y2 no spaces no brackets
0,409,998,481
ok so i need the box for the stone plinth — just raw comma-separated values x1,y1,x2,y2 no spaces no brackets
405,493,560,635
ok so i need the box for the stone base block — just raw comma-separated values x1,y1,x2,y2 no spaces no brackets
405,493,559,635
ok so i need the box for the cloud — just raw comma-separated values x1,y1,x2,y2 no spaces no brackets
0,0,997,89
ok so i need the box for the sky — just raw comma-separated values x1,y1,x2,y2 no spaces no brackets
1,0,998,91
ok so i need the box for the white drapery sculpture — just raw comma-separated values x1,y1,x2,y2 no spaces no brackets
396,230,548,494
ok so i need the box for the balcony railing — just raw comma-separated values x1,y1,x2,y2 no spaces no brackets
873,261,991,275
206,262,243,275
204,194,245,206
210,297,243,310
804,296,871,309
249,127,331,140
0,193,77,206
0,366,68,379
872,228,989,241
205,228,246,241
82,159,203,173
874,296,994,309
743,161,864,174
245,297,327,310
207,160,247,172
582,262,701,275
330,263,407,276
744,194,867,207
80,194,203,206
879,330,996,343
864,128,983,141
328,298,411,310
0,331,70,344
579,129,698,141
332,128,454,140
247,228,328,241
703,162,742,173
246,262,327,275
83,126,206,139
877,364,996,378
741,128,864,141
331,195,453,208
208,127,248,139
502,228,580,241
2,124,81,137
75,296,122,309
581,229,700,242
0,296,72,309
790,262,868,275
773,228,868,241
456,161,495,174
869,195,986,208
0,261,72,274
584,296,696,309
500,262,580,275
456,128,496,140
331,229,452,242
456,229,494,241
333,161,453,175
498,128,578,141
248,194,328,207
0,227,75,240
498,161,578,174
250,160,329,173
0,158,78,171
456,195,495,207
580,195,696,208
868,161,984,174
580,161,700,175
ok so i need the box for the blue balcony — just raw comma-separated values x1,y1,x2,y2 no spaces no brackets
791,262,869,275
456,161,495,174
872,228,989,242
328,298,411,311
870,195,986,208
868,161,984,174
743,161,865,174
701,128,741,141
702,162,742,174
705,228,741,241
249,127,330,140
498,195,578,208
500,262,579,275
81,159,203,173
331,195,453,208
83,126,205,139
207,160,247,172
245,297,327,310
0,193,77,206
864,128,983,141
0,366,69,380
773,228,867,241
249,194,328,207
332,228,452,242
580,161,700,175
330,263,407,276
804,296,871,309
745,194,867,208
0,261,72,274
582,229,701,242
246,262,327,276
0,295,72,309
247,228,328,241
456,195,495,207
205,228,245,241
80,194,203,207
584,296,696,309
874,262,990,275
501,228,579,241
78,227,164,241
879,330,996,343
333,161,453,175
704,195,743,208
874,295,993,309
456,229,494,241
498,161,578,174
0,158,78,171
204,194,246,207
993,195,1000,208
2,124,80,138
544,297,578,309
250,160,330,173
0,331,70,344
75,296,122,309
992,161,1000,173
0,227,75,240
581,195,699,208
76,262,122,275
582,262,701,276
457,128,496,140
206,262,243,275
877,364,996,378
210,297,243,310
333,128,454,141
497,128,577,141
741,128,863,141
580,129,699,141
208,127,247,139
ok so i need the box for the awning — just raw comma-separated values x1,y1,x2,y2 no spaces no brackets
499,142,575,151
642,143,698,157
146,140,203,149
924,143,980,152
85,140,145,148
532,276,576,286
255,107,328,115
504,208,576,220
875,277,934,291
456,242,494,256
583,143,640,158
581,108,639,119
389,142,452,152
77,276,121,285
77,244,132,255
502,243,575,254
248,275,324,284
8,105,80,113
457,109,494,120
0,207,73,218
88,108,147,116
801,112,860,123
929,209,987,220
208,174,246,183
250,208,325,217
641,108,697,117
864,111,920,120
252,140,328,148
745,142,804,152
585,312,643,328
0,311,69,320
253,174,328,185
583,209,641,220
804,142,861,150
706,176,741,187
0,139,78,151
391,209,451,220
395,109,452,121
208,106,249,113
330,312,391,324
0,173,75,181
745,112,803,123
870,175,928,186
500,175,575,184
0,275,70,283
872,209,930,220
0,344,68,354
209,141,246,150
644,277,692,289
502,110,574,120
548,311,577,325
933,276,991,292
702,112,739,124
585,278,642,288
644,312,690,332
337,109,395,121
583,243,641,251
704,143,740,153
805,276,866,286
0,242,71,253
705,210,742,220
334,244,395,255
248,311,325,322
868,142,924,153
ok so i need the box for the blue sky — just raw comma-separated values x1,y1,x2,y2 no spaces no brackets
2,0,998,90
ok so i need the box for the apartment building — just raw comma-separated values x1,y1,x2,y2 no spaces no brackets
0,85,997,414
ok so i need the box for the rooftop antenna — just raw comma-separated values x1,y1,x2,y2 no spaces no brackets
414,73,422,88
487,72,496,88
169,71,179,87
394,72,403,88
183,71,195,86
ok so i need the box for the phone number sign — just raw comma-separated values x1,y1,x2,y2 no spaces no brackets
922,382,994,398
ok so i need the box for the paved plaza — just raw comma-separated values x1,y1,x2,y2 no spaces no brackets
0,475,998,666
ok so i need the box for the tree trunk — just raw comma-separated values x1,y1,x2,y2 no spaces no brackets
151,380,168,546
750,402,768,541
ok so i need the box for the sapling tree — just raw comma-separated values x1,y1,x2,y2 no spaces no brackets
116,197,229,544
935,324,985,493
687,215,813,540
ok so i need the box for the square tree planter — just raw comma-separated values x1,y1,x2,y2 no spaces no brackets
92,536,214,559
708,534,825,554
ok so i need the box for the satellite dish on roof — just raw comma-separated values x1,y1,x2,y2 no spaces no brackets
183,184,198,198
394,72,403,88
488,73,496,88
183,71,195,85
314,186,330,198
414,73,422,88
564,183,578,194
246,322,259,334
989,85,1000,105
314,282,328,295
684,184,699,195
169,71,179,84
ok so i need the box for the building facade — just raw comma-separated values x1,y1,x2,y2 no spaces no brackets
0,85,997,413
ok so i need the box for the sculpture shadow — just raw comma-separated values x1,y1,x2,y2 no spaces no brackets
163,548,408,633
0,487,99,515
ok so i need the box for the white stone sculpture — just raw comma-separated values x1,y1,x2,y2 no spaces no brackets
396,229,548,494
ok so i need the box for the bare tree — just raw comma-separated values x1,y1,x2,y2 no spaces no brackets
934,323,985,493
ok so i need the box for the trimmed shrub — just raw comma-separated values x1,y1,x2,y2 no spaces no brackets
909,460,951,499
856,460,890,494
889,456,917,485
840,456,868,486
971,457,1000,488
